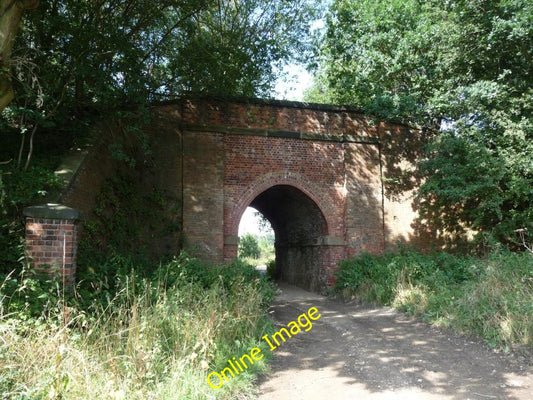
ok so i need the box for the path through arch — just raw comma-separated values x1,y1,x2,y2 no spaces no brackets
247,185,330,292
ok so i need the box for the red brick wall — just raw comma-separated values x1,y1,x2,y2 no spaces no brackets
223,135,345,238
25,218,78,285
182,130,225,262
170,97,424,292
53,97,423,292
59,115,184,258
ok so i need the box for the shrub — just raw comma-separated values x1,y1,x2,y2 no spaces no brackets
453,251,533,349
239,233,261,259
0,166,62,274
266,259,277,280
334,248,532,350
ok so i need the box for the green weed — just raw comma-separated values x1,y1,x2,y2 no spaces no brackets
334,249,533,351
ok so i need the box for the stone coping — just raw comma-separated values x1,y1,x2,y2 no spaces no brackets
181,122,380,144
23,203,80,220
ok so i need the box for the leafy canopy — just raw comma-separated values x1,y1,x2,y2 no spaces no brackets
310,0,532,247
0,0,321,272
2,0,321,134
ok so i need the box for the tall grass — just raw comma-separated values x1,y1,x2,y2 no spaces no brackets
334,249,533,351
0,254,274,399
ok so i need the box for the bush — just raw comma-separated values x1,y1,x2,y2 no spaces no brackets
334,248,533,350
453,251,533,349
266,259,277,280
0,166,63,274
239,233,261,259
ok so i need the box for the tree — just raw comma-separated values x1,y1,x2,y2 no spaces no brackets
1,0,321,168
308,0,437,123
239,233,261,259
311,0,533,247
162,0,321,97
0,0,39,111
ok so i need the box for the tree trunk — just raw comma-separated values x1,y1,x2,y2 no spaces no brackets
0,0,39,111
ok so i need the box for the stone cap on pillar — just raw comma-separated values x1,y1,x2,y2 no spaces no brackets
23,203,80,221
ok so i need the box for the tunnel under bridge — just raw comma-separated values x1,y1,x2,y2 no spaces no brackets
177,98,423,293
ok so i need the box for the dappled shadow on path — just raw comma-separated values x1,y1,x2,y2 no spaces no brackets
257,284,531,400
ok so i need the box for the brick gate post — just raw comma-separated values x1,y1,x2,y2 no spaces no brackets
23,204,80,286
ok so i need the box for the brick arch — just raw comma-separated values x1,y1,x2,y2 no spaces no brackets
226,171,336,239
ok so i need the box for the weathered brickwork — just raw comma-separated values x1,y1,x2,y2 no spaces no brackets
59,130,119,218
24,212,79,286
47,97,423,293
168,97,423,292
223,135,345,237
182,130,225,262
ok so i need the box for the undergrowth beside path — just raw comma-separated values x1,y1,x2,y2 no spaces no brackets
334,249,533,352
0,254,274,399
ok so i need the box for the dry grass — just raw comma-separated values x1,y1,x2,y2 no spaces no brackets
0,259,274,399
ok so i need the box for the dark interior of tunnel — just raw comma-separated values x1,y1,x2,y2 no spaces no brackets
249,185,328,291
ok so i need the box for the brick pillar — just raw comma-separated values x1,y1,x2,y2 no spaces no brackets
23,204,80,286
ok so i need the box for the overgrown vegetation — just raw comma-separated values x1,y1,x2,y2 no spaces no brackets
239,233,262,260
0,165,63,274
334,248,533,351
1,0,322,152
238,233,275,271
0,254,275,399
79,173,181,270
310,0,532,247
1,108,276,399
1,2,531,397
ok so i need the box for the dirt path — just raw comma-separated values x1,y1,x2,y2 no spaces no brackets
256,283,532,400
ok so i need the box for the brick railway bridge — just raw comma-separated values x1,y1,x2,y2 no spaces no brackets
27,98,425,293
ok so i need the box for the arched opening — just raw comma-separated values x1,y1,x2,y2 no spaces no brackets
238,207,275,275
247,185,329,291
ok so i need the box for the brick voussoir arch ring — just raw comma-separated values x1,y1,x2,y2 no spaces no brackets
227,171,336,238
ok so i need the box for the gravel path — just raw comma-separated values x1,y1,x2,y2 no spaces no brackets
256,283,532,400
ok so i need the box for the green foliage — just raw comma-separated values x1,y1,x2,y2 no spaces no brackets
253,210,274,235
0,166,62,273
77,172,181,276
334,249,533,350
166,0,322,97
0,253,275,399
453,251,533,349
0,0,322,192
0,267,65,324
258,234,275,256
310,0,433,120
266,259,277,280
238,233,275,274
417,132,533,247
2,0,320,139
168,254,275,307
314,0,532,123
312,0,533,247
239,233,261,259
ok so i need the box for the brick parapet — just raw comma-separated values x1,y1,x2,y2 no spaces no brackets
52,97,422,292
158,97,391,139
23,205,79,286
